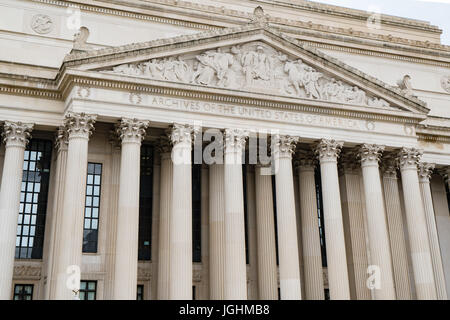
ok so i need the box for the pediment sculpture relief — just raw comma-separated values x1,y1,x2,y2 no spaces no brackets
107,41,391,108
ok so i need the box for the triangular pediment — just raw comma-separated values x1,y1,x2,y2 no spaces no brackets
63,25,429,115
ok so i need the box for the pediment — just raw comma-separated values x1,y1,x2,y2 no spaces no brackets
65,25,429,115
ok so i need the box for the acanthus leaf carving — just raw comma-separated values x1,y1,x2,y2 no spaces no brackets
106,41,391,108
397,147,423,170
63,112,96,139
116,118,149,144
358,143,385,166
418,162,435,182
315,139,344,162
2,121,33,148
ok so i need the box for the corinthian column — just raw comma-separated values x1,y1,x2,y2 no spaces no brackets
223,128,248,300
296,151,324,300
272,134,302,300
397,148,436,299
157,137,172,300
169,123,197,300
45,128,69,300
54,113,96,300
255,164,278,300
358,144,396,300
418,163,447,300
315,139,350,300
209,163,225,300
113,118,149,299
0,121,33,300
381,157,412,300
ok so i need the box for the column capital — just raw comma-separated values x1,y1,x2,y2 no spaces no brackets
294,149,316,171
314,139,344,163
156,135,172,154
272,134,299,159
63,112,96,140
381,155,398,178
2,121,33,148
169,123,199,146
55,126,69,152
116,118,149,144
358,144,385,167
397,147,423,171
224,128,248,153
418,162,435,183
338,150,359,175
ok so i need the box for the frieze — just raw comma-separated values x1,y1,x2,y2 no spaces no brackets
107,41,390,109
147,95,366,131
442,76,450,93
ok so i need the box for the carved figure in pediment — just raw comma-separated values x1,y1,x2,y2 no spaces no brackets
284,59,307,96
241,45,273,86
303,66,322,99
142,59,164,79
345,86,367,105
368,97,390,108
194,52,216,85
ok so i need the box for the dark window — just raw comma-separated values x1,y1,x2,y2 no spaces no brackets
324,288,330,300
16,139,52,259
192,163,202,262
13,284,33,300
137,285,144,300
271,175,279,266
192,286,196,300
243,164,249,264
278,287,281,300
315,168,327,267
83,163,102,253
79,281,96,300
139,145,153,260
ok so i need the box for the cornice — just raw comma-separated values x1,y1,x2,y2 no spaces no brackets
28,0,450,56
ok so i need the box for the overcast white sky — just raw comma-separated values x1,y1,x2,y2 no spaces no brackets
312,0,450,44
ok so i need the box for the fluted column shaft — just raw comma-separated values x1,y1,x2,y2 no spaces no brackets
104,137,121,300
381,161,412,300
169,124,195,300
157,144,172,300
150,149,161,300
255,165,278,300
359,144,396,299
54,113,95,300
0,121,33,300
296,156,324,300
398,148,436,299
273,135,302,300
418,163,447,300
209,163,225,300
113,118,149,300
315,139,350,300
45,129,69,300
224,129,248,300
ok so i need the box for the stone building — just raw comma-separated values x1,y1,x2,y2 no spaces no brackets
0,0,449,300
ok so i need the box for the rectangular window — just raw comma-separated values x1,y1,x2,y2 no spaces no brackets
13,284,33,300
192,286,196,300
139,145,153,260
79,281,97,300
315,168,327,267
16,139,52,259
192,163,202,263
136,285,144,300
83,163,102,253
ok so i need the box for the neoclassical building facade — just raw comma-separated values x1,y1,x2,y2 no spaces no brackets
0,0,450,300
